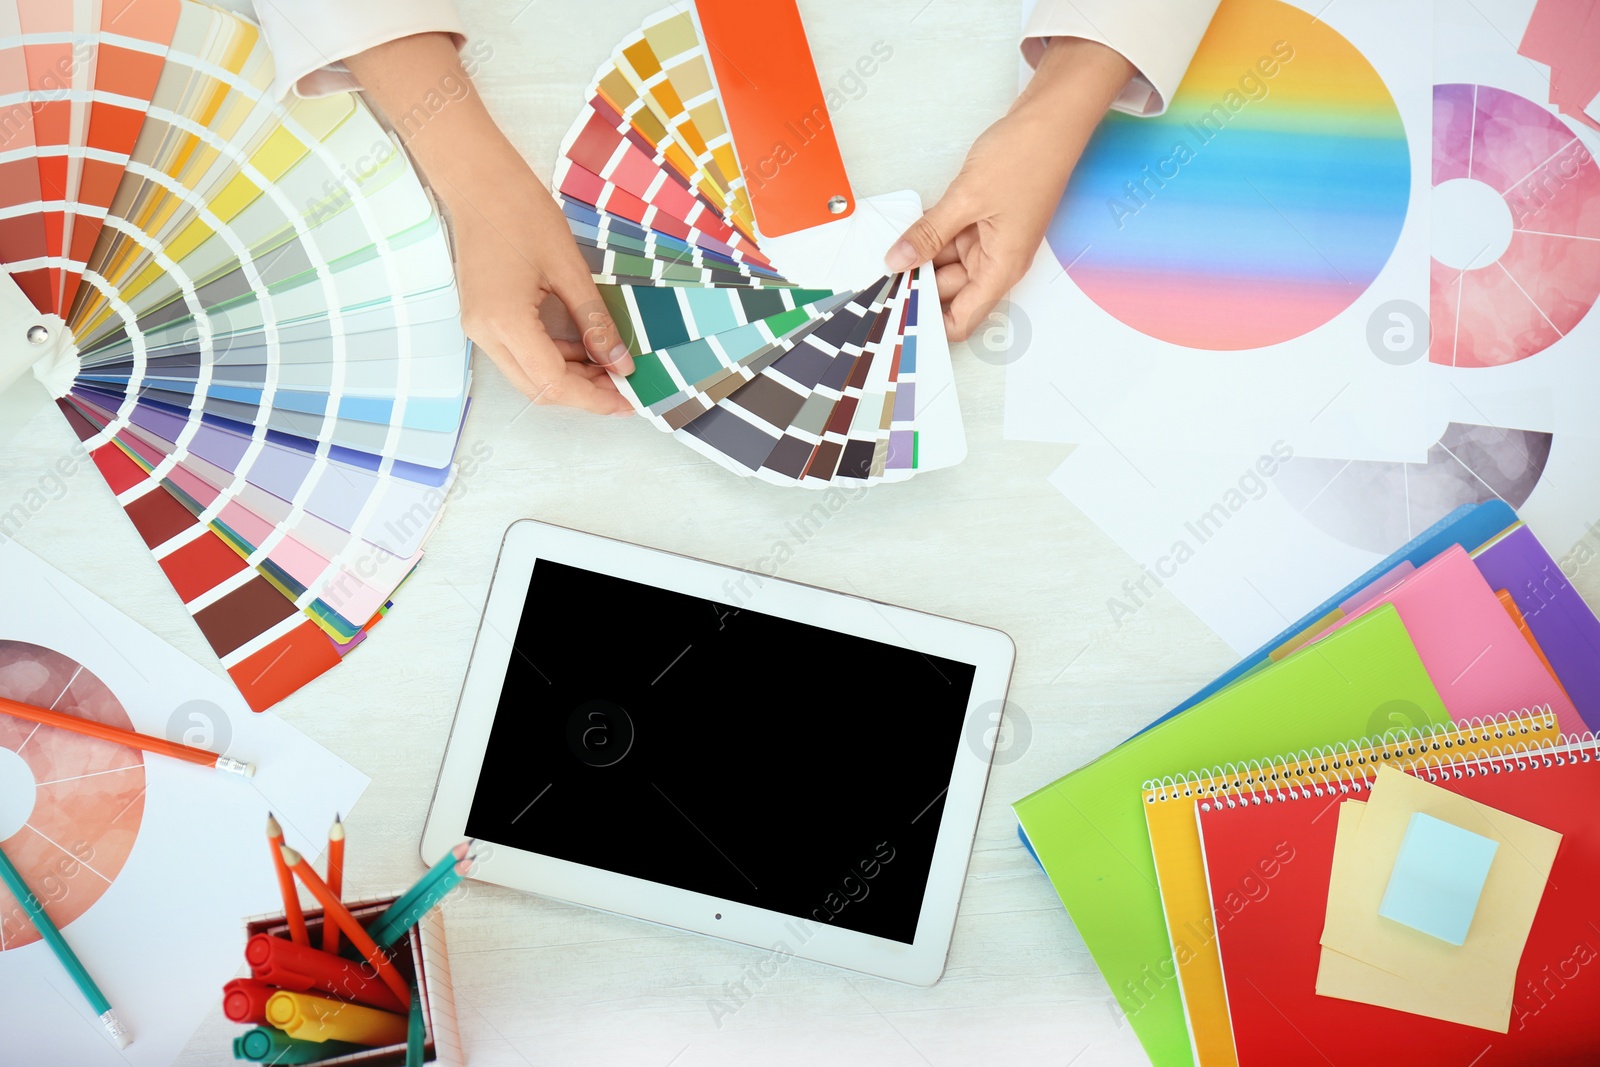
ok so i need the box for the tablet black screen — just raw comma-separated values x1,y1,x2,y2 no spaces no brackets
464,559,978,945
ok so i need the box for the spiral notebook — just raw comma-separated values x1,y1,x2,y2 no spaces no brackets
1142,710,1564,1067
1196,737,1600,1065
1012,605,1450,1067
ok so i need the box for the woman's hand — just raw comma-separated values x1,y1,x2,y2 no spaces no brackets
885,37,1137,342
441,147,637,415
346,34,636,415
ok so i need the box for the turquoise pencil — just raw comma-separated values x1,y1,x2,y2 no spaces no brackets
407,985,425,1066
368,842,471,950
0,841,129,1048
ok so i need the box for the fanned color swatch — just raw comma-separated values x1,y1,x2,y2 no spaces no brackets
557,2,964,486
0,0,471,711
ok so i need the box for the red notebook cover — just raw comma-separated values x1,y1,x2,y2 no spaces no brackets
1198,747,1600,1065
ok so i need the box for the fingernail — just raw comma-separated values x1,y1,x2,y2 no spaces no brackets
884,239,917,273
611,408,636,417
607,343,631,366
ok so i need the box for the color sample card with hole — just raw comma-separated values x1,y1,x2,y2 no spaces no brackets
463,560,976,945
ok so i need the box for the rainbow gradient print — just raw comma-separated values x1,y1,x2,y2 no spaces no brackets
1047,0,1411,350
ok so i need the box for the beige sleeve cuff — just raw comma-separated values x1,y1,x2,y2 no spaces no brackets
1020,0,1222,117
253,0,468,100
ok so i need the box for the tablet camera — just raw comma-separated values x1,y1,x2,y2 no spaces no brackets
566,700,636,768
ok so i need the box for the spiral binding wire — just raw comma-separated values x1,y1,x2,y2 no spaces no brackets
1197,720,1600,812
1137,709,1575,813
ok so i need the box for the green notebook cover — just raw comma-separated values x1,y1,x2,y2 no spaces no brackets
1014,606,1448,1067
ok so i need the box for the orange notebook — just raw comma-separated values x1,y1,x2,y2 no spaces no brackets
1142,710,1562,1066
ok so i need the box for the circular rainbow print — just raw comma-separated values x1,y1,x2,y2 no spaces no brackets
1430,84,1600,367
1047,0,1411,350
0,643,144,951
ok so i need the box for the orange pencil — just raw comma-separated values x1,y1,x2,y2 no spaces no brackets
323,814,345,955
0,695,253,775
266,814,309,946
281,845,410,1006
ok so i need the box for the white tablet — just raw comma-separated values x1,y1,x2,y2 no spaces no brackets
422,519,1015,985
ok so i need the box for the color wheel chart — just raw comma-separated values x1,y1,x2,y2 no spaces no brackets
1272,422,1551,554
556,2,962,487
0,642,143,952
1047,0,1411,350
0,0,471,711
1430,83,1600,368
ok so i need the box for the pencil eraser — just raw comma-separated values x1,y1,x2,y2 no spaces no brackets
216,755,255,777
99,1008,131,1049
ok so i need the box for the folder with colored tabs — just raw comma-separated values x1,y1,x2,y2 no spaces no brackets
1152,500,1517,728
1307,545,1583,734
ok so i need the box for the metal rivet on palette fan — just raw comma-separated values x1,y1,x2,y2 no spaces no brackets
827,195,848,214
27,325,48,345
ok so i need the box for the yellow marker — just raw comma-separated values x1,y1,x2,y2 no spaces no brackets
264,990,407,1047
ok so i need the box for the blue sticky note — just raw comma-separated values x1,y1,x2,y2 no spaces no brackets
1378,812,1498,945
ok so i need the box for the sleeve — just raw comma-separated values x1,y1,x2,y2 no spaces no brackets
252,0,468,100
1021,0,1222,117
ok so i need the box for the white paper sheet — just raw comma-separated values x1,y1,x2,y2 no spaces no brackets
0,540,369,1064
1052,422,1598,654
1018,0,1600,650
1433,0,1600,438
1004,0,1441,462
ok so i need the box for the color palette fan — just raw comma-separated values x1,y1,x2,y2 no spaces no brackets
0,0,471,711
556,0,964,487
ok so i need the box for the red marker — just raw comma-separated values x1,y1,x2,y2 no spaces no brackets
221,978,278,1025
245,933,406,1014
281,845,410,1006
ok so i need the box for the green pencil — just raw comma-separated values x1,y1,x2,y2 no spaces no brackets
368,842,472,950
407,985,425,1066
0,841,129,1048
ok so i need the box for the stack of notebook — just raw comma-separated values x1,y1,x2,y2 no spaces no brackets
1016,499,1600,1066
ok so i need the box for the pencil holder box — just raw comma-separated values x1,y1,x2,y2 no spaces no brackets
238,895,464,1065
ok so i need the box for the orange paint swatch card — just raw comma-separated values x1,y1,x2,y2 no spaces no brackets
695,0,854,236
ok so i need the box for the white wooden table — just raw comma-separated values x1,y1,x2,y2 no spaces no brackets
2,1,1590,1063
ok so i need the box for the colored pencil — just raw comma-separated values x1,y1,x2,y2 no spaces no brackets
407,985,425,1066
0,695,253,776
370,856,474,953
281,845,411,1005
0,841,129,1048
367,843,473,951
267,814,309,946
323,814,344,955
